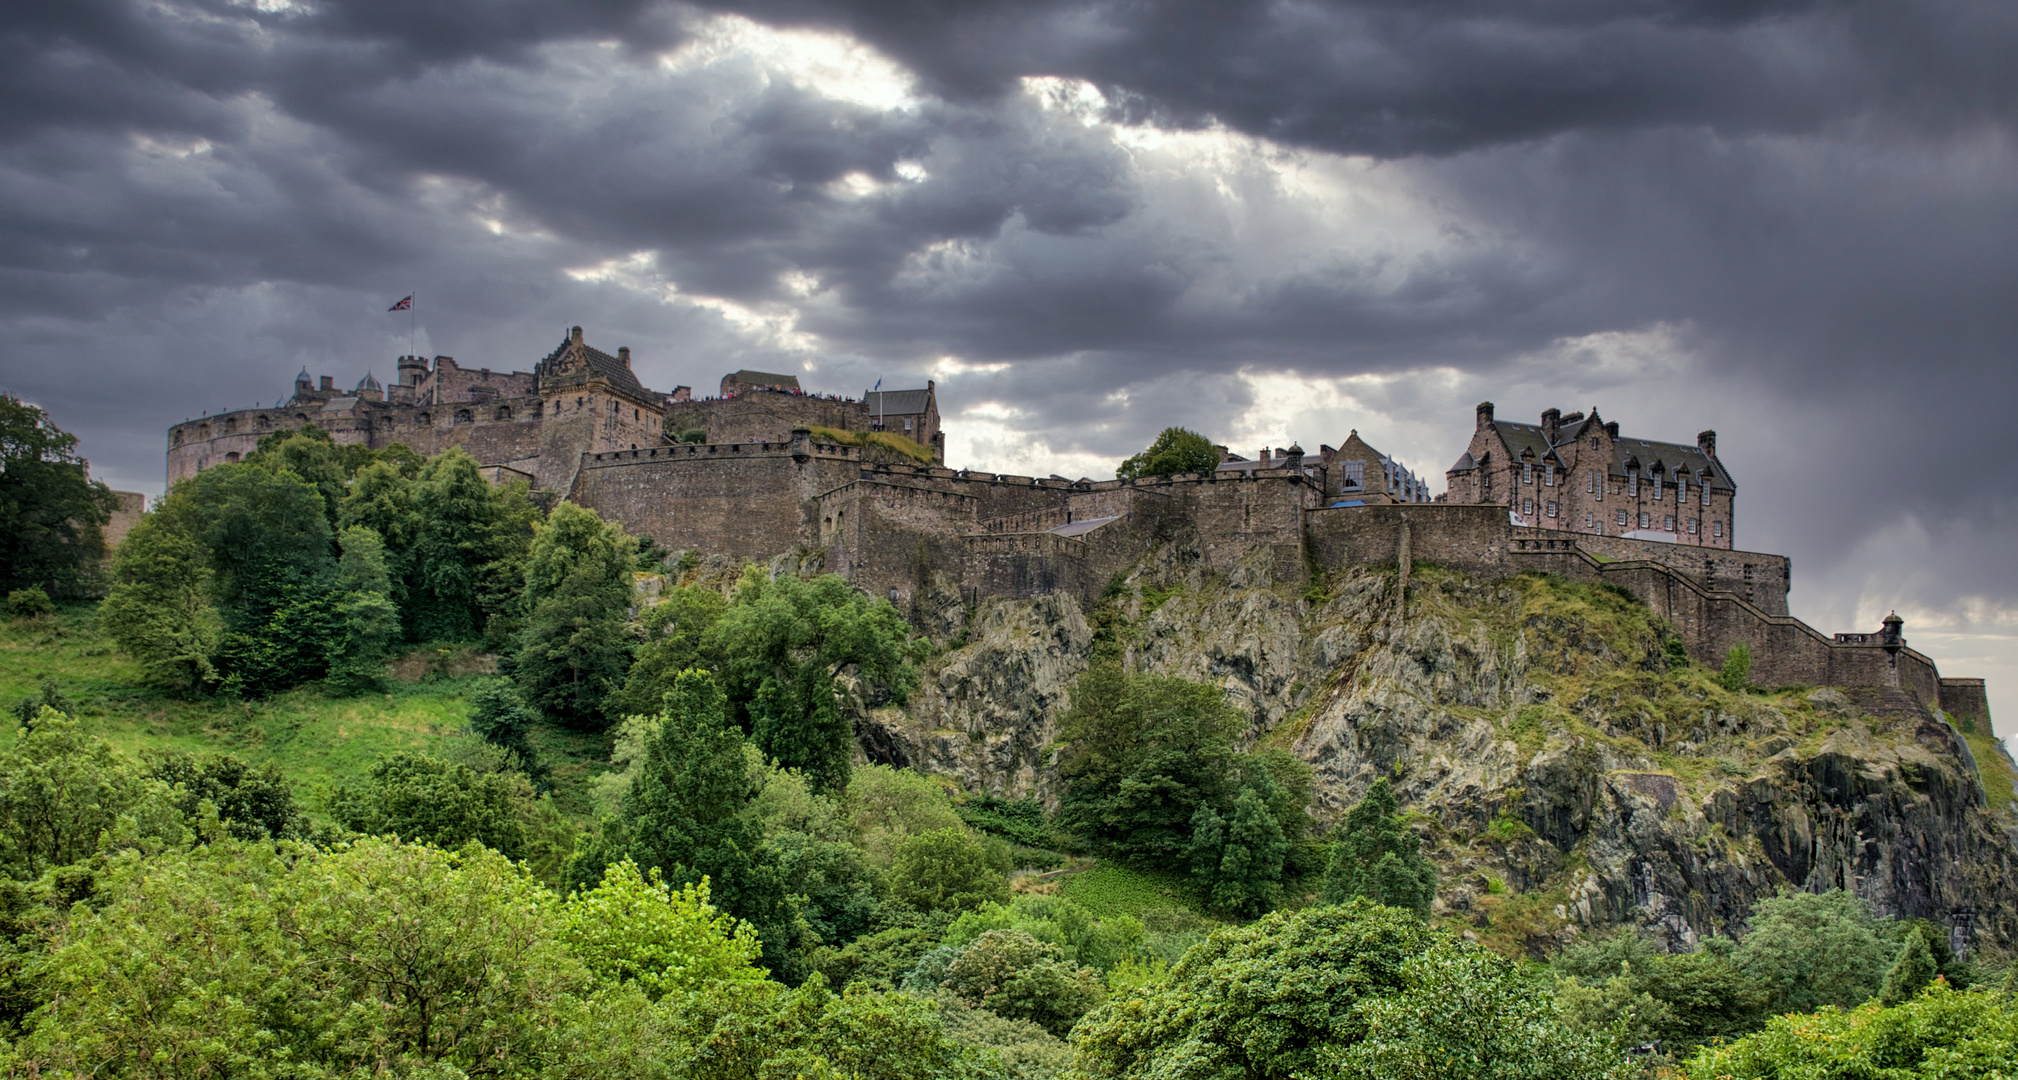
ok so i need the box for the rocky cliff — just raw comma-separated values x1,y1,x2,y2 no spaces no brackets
865,539,2018,957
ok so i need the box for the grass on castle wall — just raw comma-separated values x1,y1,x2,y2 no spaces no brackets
0,604,611,822
806,425,935,464
1961,727,2018,818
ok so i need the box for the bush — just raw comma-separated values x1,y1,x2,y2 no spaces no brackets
889,828,1011,914
5,586,53,619
942,929,1103,1037
1683,980,2017,1080
1720,643,1753,691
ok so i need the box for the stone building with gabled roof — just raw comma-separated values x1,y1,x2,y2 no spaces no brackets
864,381,941,456
1445,402,1736,548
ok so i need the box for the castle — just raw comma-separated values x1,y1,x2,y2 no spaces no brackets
165,329,1994,730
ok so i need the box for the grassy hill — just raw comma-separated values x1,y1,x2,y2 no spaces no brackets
0,604,612,820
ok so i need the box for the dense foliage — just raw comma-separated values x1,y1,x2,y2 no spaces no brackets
1114,427,1220,482
1056,664,1317,914
0,395,116,599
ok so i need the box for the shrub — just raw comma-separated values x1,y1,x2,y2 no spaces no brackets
889,828,1010,914
5,586,54,619
1720,643,1753,691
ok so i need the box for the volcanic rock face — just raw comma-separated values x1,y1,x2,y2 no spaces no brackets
872,542,2018,955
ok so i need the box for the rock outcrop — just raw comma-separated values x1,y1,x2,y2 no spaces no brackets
874,541,2018,957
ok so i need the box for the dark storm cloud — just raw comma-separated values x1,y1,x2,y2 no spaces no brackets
2,0,2016,719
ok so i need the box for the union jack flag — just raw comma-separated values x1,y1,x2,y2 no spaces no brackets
388,295,413,311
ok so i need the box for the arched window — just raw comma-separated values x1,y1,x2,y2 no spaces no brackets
295,413,309,423
417,412,431,425
496,405,512,420
454,409,473,424
225,451,240,463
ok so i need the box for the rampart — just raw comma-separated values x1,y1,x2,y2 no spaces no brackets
568,435,863,557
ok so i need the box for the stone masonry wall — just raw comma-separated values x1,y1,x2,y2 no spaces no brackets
1543,529,1790,615
569,440,860,558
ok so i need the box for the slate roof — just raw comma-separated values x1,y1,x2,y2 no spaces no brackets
541,336,646,396
1491,418,1734,490
1447,450,1476,473
355,371,382,392
865,388,932,415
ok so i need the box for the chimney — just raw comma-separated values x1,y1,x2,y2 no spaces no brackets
1213,444,1231,462
1541,407,1561,442
1605,421,1620,439
1259,447,1272,464
617,346,631,369
1476,401,1495,428
1697,430,1717,458
570,326,584,344
318,375,334,392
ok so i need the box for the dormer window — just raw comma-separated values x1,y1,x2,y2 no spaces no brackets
1543,463,1555,487
1677,476,1687,503
1628,469,1638,496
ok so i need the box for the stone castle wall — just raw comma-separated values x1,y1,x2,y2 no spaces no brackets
569,437,863,558
663,394,869,445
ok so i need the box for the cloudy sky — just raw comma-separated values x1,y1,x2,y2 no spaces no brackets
4,0,2014,733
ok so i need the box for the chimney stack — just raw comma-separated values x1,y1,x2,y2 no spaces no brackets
1476,401,1495,428
1260,447,1272,464
1605,421,1620,439
570,326,584,344
1541,407,1561,442
318,375,334,392
617,346,631,369
1697,430,1717,458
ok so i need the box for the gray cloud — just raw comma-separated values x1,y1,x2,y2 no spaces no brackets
2,0,2016,725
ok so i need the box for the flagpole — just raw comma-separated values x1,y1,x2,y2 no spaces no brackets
410,290,416,360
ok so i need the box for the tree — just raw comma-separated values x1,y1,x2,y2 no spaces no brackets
243,426,345,527
329,751,534,861
1055,665,1245,864
1683,980,2017,1080
1192,786,1290,917
1733,889,1895,1014
96,512,222,693
1115,426,1220,482
143,750,307,841
467,678,543,775
612,583,728,717
888,828,1011,914
559,860,765,999
1879,925,1941,1007
16,838,599,1075
1321,778,1438,917
0,711,183,878
942,929,1103,1037
714,570,923,793
339,458,422,618
511,501,637,730
166,461,334,629
0,394,116,598
1553,931,1769,1052
582,669,802,977
1069,901,1435,1080
409,448,537,644
326,525,399,694
1326,939,1634,1080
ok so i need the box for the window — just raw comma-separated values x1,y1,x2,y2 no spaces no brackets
454,409,473,424
1341,461,1364,489
224,451,240,463
1688,518,1699,535
1522,498,1534,516
1585,511,1595,528
1713,521,1724,538
1543,464,1555,487
1663,515,1675,531
1522,462,1533,484
1587,473,1597,493
904,418,914,432
634,408,640,421
1628,470,1638,496
496,405,512,420
1591,437,1600,449
1702,481,1711,507
1638,512,1650,528
417,412,430,425
1677,477,1687,503
1546,500,1558,518
1649,476,1661,501
1616,510,1628,526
